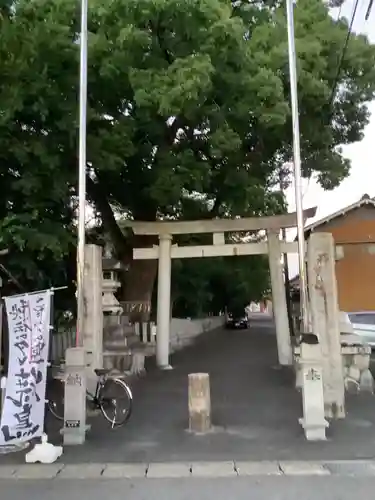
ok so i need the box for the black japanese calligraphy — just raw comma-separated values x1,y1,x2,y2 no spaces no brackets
1,292,50,445
1,372,41,442
14,334,29,366
1,422,39,442
30,335,45,364
306,368,321,381
30,297,47,364
8,299,28,323
66,373,82,386
33,297,45,319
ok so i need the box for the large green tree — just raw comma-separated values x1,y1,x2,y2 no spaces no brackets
171,254,270,318
1,0,374,310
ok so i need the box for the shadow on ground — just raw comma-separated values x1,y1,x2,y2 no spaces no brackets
2,320,375,463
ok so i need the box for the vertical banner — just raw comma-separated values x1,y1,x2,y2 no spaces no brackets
0,291,51,445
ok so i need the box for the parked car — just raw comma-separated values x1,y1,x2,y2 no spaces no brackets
225,312,249,329
347,311,375,348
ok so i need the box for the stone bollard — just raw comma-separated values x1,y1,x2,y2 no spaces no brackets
0,376,6,414
188,373,211,433
63,347,88,445
298,334,329,441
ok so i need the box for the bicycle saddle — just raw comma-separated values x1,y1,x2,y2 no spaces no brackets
94,368,110,376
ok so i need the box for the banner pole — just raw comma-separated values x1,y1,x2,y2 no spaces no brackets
43,288,54,440
2,286,68,301
76,0,89,348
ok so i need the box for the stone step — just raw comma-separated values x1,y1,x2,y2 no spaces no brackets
102,351,132,372
103,334,139,350
104,323,135,336
125,334,142,347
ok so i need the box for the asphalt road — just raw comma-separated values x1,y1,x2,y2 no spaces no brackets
2,477,375,500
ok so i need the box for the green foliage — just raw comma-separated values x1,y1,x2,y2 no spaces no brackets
171,254,270,318
0,0,375,302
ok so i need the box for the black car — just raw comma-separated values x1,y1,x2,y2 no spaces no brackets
225,313,249,329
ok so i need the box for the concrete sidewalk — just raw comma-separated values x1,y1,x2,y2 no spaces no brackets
2,321,375,465
4,459,375,480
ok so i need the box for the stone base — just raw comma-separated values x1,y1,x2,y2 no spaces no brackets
130,351,146,375
299,418,329,441
160,364,173,371
189,412,211,434
59,424,91,445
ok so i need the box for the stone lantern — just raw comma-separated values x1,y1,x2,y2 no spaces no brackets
101,257,137,374
102,258,123,315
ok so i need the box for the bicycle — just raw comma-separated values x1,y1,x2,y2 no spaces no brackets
48,367,133,428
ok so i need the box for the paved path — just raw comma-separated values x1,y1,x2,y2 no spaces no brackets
3,475,375,500
2,320,375,464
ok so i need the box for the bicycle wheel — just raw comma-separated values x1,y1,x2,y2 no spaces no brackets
47,379,65,421
98,378,133,427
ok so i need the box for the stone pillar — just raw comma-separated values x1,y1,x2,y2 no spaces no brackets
0,278,3,375
267,230,292,366
0,375,5,414
298,335,329,441
307,232,345,419
156,234,172,369
63,347,88,445
84,244,103,372
188,373,211,433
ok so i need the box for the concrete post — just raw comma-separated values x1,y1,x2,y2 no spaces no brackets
84,245,103,371
188,373,211,433
267,230,292,365
298,335,329,441
0,299,2,375
307,232,345,419
0,375,5,415
63,347,88,445
156,234,172,369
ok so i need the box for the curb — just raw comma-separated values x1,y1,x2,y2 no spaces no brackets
2,460,375,480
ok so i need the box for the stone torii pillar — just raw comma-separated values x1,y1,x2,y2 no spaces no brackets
267,230,292,366
156,234,173,369
83,244,103,372
307,232,345,418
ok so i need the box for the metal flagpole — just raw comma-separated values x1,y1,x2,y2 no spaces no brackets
76,0,88,347
285,0,309,333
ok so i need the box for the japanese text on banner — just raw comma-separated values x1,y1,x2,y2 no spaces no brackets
0,291,51,445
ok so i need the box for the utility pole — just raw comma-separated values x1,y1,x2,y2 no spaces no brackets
286,0,309,333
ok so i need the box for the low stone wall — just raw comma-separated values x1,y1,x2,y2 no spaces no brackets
170,316,225,353
51,315,225,374
293,334,374,394
49,328,75,363
340,335,374,393
134,315,225,353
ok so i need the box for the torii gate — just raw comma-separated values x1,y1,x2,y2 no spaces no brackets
125,208,317,369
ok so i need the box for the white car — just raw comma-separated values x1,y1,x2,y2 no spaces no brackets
347,311,375,348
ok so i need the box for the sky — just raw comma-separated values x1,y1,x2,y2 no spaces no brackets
286,0,375,277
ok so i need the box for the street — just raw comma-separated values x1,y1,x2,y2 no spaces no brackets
2,476,375,500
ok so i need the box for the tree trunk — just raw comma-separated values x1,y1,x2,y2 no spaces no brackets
121,235,158,322
86,176,159,323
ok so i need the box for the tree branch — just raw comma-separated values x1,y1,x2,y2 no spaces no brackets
86,175,130,260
